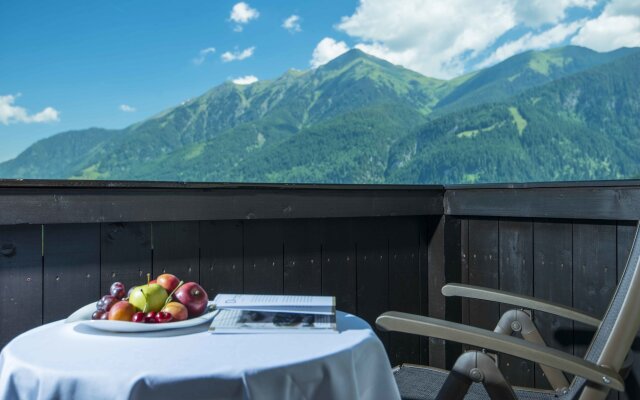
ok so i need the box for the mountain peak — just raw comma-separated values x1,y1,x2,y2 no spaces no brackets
320,48,391,71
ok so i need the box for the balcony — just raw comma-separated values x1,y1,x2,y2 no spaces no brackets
0,179,639,397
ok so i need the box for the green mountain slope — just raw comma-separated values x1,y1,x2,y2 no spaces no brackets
433,46,637,114
386,51,640,184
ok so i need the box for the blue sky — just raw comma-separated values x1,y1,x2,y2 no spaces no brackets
1,0,638,162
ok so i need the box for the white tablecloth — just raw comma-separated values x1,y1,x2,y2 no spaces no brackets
0,311,400,400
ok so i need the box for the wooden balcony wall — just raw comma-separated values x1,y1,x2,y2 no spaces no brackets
1,179,640,398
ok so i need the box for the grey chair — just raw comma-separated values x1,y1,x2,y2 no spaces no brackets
377,222,640,400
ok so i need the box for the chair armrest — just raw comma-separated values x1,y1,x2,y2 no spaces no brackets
442,283,600,328
376,311,623,392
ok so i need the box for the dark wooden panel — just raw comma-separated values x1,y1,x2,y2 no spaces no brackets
418,217,430,365
427,216,462,369
388,217,421,367
355,218,389,348
533,221,574,389
445,187,640,221
283,220,322,295
572,222,617,359
0,186,443,225
152,221,199,282
43,224,100,323
498,219,534,388
460,219,470,327
617,222,639,400
321,219,357,314
0,225,42,349
100,222,152,294
243,220,283,294
467,218,500,331
199,221,244,298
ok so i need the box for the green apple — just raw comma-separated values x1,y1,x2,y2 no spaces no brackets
128,283,168,313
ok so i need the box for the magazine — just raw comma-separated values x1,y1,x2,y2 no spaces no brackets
209,309,337,334
212,294,335,315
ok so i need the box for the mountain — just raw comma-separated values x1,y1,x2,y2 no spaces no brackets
0,45,638,184
386,50,640,184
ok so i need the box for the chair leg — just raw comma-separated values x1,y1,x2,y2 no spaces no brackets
495,309,570,392
436,351,517,400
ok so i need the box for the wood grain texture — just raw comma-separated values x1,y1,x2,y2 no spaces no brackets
467,218,500,331
321,219,357,314
243,220,283,294
0,224,42,349
283,220,322,295
100,222,152,295
199,221,244,298
43,224,100,323
498,219,534,388
533,221,574,389
152,221,199,282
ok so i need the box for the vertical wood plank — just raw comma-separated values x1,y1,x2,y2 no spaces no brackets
152,221,199,283
418,217,430,365
355,217,389,349
573,221,617,359
388,217,421,367
617,222,638,400
467,218,500,330
101,222,152,295
244,220,283,294
283,220,322,295
0,225,42,349
533,221,573,389
321,218,357,314
199,221,244,298
499,219,534,388
43,224,100,323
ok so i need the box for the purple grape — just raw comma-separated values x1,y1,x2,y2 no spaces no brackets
98,295,119,312
110,282,126,299
92,310,106,320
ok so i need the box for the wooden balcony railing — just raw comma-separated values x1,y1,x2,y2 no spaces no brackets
1,179,639,397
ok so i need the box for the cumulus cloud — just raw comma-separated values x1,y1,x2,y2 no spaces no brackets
572,0,640,51
221,46,255,62
282,15,301,33
0,94,60,125
193,47,216,65
310,37,350,68
232,75,259,85
478,20,586,68
119,104,136,112
230,2,259,32
333,0,608,78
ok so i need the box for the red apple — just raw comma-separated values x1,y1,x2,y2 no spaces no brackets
108,301,136,321
156,273,180,293
162,301,188,321
174,282,208,317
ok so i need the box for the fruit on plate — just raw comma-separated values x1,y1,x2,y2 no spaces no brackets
128,274,169,313
155,311,174,323
97,295,119,312
131,312,145,323
110,282,126,300
108,301,136,321
156,273,180,293
161,302,188,321
174,282,209,317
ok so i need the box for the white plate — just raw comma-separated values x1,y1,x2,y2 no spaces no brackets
66,302,219,333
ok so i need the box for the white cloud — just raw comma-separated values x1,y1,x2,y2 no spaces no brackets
282,15,301,33
514,0,596,27
221,46,255,62
572,0,640,51
478,20,586,68
0,94,60,125
335,0,603,78
119,104,136,112
230,2,259,32
193,47,216,65
232,75,259,85
310,37,350,68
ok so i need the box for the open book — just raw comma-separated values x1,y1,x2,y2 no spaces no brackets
209,294,337,334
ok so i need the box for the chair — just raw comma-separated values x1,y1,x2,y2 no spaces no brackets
377,222,640,400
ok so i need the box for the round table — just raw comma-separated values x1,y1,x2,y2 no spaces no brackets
0,311,400,400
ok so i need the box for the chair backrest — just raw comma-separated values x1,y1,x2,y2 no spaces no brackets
566,222,640,398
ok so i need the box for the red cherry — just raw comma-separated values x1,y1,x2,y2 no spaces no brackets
131,312,146,323
155,311,174,323
145,311,157,323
